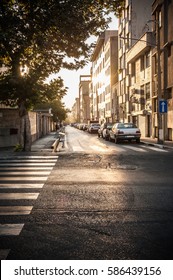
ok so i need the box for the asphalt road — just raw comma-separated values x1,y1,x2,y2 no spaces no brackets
0,127,173,260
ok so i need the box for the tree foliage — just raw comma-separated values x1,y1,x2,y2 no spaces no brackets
34,99,68,123
0,0,124,109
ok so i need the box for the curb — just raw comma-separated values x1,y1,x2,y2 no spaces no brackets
141,141,170,149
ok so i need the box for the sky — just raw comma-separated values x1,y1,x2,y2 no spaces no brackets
54,14,118,109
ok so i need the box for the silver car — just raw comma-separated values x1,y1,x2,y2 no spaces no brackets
88,123,100,133
109,122,141,143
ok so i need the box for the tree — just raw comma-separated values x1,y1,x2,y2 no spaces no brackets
34,99,69,124
0,0,124,150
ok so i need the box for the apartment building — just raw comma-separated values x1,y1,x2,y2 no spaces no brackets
151,0,173,141
118,0,153,137
90,30,118,123
79,75,91,123
71,97,80,123
119,0,173,141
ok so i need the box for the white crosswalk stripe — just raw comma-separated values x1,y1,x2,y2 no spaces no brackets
90,145,107,152
140,145,168,152
0,155,58,259
72,145,84,151
70,143,169,153
0,224,24,235
115,145,148,152
0,183,44,189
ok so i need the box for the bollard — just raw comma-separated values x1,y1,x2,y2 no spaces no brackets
52,138,60,152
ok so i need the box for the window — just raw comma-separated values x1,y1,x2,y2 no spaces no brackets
131,62,135,76
120,56,125,69
146,52,150,68
159,11,162,28
153,54,157,75
146,83,150,100
140,85,145,110
126,33,130,49
153,98,157,113
140,56,144,71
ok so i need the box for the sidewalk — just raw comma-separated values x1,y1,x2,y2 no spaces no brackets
141,137,173,149
0,132,61,157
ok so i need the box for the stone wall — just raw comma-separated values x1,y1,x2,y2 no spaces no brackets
0,109,20,147
0,108,53,147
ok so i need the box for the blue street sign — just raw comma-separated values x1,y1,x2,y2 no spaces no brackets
159,100,167,113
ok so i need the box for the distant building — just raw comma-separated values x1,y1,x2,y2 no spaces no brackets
71,97,80,123
90,30,118,123
79,75,91,123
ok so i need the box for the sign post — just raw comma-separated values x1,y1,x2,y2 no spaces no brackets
159,100,167,114
158,100,167,145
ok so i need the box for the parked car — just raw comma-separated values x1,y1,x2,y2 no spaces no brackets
102,123,114,140
88,123,100,133
109,122,141,143
98,123,106,138
83,124,89,131
98,122,113,139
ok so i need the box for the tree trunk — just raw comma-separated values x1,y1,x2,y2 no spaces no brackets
19,101,32,152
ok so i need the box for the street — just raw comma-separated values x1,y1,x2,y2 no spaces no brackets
0,126,173,259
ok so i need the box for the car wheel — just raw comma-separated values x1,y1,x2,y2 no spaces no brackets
136,138,140,143
115,136,119,144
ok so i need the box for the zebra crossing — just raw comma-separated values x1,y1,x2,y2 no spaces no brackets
70,143,169,153
0,155,58,259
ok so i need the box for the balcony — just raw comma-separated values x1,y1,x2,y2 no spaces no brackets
126,32,155,64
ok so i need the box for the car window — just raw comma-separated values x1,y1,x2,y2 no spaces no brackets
107,124,113,129
124,123,137,128
117,123,137,128
117,123,125,128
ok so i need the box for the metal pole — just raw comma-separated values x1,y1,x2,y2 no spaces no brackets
157,19,163,144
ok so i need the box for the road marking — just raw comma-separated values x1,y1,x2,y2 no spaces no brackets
0,163,56,166
0,183,44,189
0,206,33,215
0,224,24,236
0,171,50,176
0,156,59,159
72,145,84,151
110,145,128,152
0,159,57,163
140,145,168,152
0,155,55,260
90,145,107,152
121,145,148,152
0,176,48,181
0,193,39,200
0,167,53,170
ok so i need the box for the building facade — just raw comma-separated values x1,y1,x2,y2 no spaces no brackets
79,75,91,123
118,0,153,136
151,0,173,141
90,30,118,123
119,0,173,140
72,0,173,142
